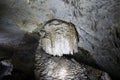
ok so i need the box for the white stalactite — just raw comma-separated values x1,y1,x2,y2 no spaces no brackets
39,19,78,56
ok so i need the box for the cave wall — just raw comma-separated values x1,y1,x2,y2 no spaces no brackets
0,0,120,79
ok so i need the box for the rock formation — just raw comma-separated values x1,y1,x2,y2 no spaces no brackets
0,0,120,79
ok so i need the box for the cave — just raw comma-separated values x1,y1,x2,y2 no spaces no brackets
0,0,120,80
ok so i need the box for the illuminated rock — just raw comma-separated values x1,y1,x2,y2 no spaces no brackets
38,19,78,56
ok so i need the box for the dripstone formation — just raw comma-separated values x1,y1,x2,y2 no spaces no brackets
34,19,111,80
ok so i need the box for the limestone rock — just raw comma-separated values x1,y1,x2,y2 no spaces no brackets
35,49,111,80
37,19,78,56
0,60,13,79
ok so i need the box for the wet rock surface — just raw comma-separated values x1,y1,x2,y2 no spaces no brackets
37,19,79,56
35,49,111,80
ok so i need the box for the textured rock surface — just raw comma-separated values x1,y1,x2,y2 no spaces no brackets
0,32,39,80
0,60,13,79
35,49,111,80
37,19,78,56
0,0,120,79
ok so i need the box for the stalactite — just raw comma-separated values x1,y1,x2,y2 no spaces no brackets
38,19,78,56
